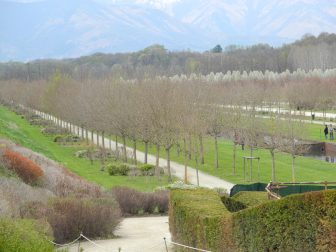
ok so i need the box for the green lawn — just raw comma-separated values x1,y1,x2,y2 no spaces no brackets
121,135,336,184
0,106,169,191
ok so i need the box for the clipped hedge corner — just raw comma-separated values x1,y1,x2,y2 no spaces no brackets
169,188,235,252
169,188,336,252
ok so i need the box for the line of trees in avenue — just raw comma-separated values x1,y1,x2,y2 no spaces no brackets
1,33,336,81
1,71,336,183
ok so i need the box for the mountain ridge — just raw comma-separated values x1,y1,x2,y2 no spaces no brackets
1,0,336,61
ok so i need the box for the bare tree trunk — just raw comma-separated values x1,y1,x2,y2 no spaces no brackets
183,138,188,183
233,143,237,175
115,135,119,159
215,135,219,169
122,135,127,162
144,141,148,164
85,127,89,145
166,147,172,182
91,130,94,145
109,136,112,150
100,131,105,171
100,147,105,171
250,146,253,175
195,152,199,186
102,131,105,149
81,125,84,139
88,145,93,165
199,134,204,164
188,135,192,160
176,143,180,157
271,149,275,182
96,131,99,147
155,144,160,177
133,139,137,165
292,155,296,182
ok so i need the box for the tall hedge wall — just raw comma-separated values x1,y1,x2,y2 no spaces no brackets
169,188,233,251
169,189,336,252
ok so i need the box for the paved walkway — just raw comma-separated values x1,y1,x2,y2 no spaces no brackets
67,217,173,252
235,105,336,123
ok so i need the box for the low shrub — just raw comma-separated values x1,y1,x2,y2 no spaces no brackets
53,135,81,143
0,165,17,178
29,118,52,126
139,164,155,176
75,149,116,160
0,218,53,252
111,187,169,215
2,149,44,185
46,196,121,243
41,126,68,135
0,177,54,218
107,163,130,176
24,113,40,121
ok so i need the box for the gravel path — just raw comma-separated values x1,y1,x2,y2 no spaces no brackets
67,216,173,252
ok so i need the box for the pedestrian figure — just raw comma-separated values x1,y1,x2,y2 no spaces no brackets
329,124,334,140
324,125,329,139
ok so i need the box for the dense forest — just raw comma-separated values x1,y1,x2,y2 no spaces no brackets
1,33,336,81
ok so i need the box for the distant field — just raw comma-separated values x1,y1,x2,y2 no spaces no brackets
0,106,169,191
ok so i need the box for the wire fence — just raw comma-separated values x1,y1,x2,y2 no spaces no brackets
48,234,212,252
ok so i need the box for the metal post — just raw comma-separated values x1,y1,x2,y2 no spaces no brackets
250,157,252,182
163,237,168,252
77,236,81,252
257,158,260,182
243,158,246,182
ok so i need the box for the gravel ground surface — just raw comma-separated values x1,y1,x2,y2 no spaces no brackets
68,216,173,252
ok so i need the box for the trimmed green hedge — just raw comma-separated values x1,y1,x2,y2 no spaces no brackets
169,188,231,251
169,189,336,252
221,196,247,212
233,190,336,252
232,191,269,207
0,218,53,252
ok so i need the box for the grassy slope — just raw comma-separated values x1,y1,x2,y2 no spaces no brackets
0,106,169,191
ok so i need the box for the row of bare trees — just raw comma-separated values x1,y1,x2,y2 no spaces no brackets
0,75,335,182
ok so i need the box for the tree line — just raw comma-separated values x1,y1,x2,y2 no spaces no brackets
1,33,336,81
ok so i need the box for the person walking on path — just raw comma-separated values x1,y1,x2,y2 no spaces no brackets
324,125,329,139
329,124,334,140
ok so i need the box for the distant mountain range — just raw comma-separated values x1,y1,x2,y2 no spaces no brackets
1,0,336,61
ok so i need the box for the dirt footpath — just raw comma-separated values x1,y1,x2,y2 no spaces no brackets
68,216,173,252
